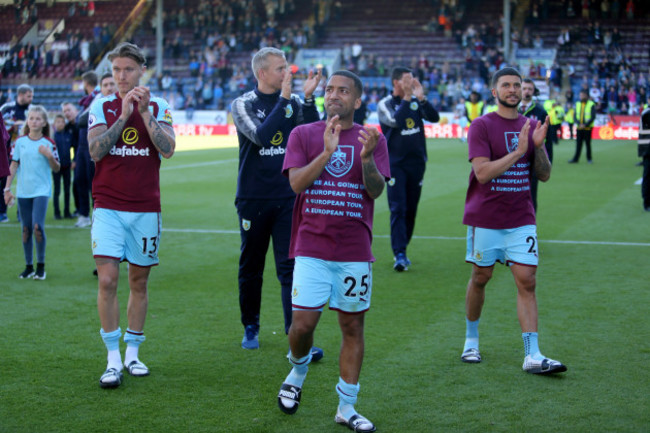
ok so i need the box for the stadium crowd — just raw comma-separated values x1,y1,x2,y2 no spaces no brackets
2,0,648,117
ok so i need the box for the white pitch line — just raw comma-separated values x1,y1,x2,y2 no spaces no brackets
161,159,237,171
2,225,648,247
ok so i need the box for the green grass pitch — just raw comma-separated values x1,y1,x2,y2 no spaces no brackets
0,138,648,432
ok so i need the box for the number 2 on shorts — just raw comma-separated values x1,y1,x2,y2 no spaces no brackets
344,274,370,297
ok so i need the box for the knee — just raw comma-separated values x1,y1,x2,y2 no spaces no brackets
471,268,492,289
389,201,406,215
22,225,30,242
34,224,43,242
339,316,364,340
289,316,316,338
98,276,118,296
517,275,537,294
129,276,149,296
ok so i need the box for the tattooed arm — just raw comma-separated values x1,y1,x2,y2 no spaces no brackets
135,87,175,159
88,118,126,162
533,146,552,182
89,87,138,162
141,110,176,159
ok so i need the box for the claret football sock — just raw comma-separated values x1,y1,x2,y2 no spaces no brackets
284,352,311,388
463,318,480,352
523,332,543,360
336,377,360,419
124,328,146,365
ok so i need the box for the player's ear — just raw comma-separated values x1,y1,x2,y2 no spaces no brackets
354,97,362,110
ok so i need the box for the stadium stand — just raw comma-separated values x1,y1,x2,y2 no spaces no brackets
0,0,648,114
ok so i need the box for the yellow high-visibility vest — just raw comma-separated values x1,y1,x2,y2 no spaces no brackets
576,100,596,129
465,101,484,123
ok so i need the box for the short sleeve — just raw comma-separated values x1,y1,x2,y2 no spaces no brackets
12,137,21,161
154,98,173,126
88,98,106,130
48,137,60,162
467,118,491,161
373,133,391,180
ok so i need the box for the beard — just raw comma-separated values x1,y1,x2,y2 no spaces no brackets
497,94,521,108
325,104,352,120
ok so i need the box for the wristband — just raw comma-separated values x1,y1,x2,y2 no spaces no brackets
3,187,11,192
304,97,314,104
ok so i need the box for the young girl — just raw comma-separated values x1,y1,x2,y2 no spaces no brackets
3,105,60,280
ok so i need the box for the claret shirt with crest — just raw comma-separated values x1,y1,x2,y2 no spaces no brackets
282,121,390,262
463,112,546,229
88,92,173,212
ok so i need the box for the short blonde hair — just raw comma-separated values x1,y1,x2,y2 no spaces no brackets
107,42,146,66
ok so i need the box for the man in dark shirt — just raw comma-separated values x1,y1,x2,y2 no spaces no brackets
0,84,33,222
231,47,323,357
377,67,439,271
569,89,596,164
520,78,552,211
639,106,650,211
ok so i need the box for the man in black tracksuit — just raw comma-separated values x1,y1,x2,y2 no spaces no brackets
231,47,323,354
378,67,439,271
640,106,650,211
520,78,553,211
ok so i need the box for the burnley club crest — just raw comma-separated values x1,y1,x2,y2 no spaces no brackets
325,145,354,177
504,131,519,153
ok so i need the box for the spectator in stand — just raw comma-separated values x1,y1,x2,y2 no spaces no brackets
625,0,634,20
637,86,647,108
351,41,362,68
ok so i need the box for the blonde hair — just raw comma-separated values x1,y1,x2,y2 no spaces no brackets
22,105,51,138
107,42,146,66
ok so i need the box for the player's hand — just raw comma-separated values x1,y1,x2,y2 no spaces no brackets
281,69,293,100
124,86,151,114
38,145,52,158
400,74,414,100
517,119,530,156
323,114,341,156
302,68,322,99
359,126,379,160
412,78,425,101
134,86,151,113
120,91,135,120
532,116,550,148
3,189,15,206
